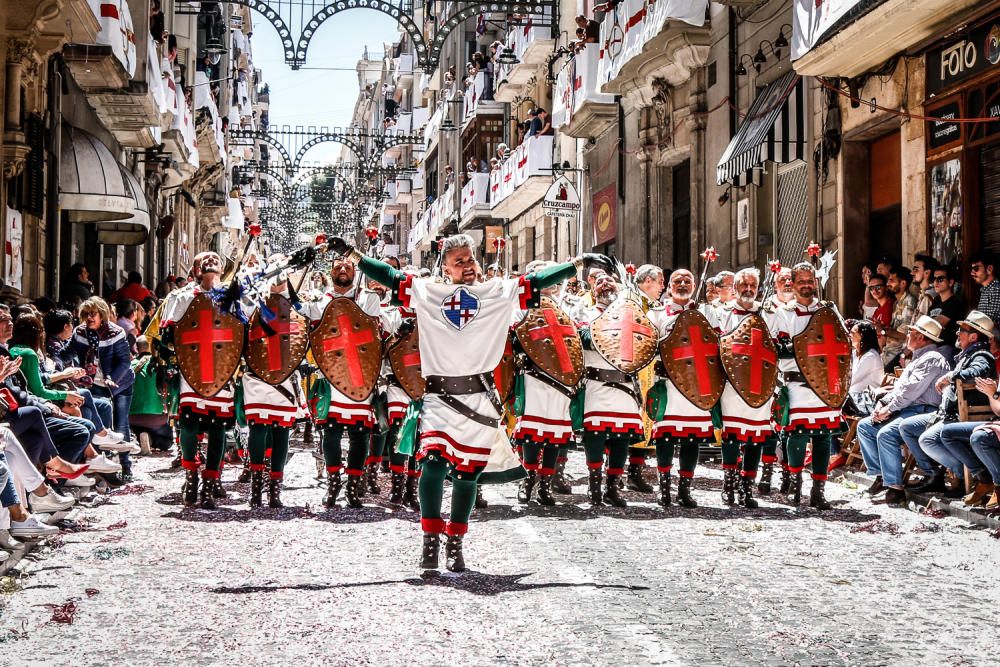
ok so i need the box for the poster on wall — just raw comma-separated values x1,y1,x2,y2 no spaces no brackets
929,159,962,266
737,198,751,241
5,207,23,291
484,225,504,255
592,185,617,246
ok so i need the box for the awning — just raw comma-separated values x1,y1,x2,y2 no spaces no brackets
59,125,149,245
716,71,805,186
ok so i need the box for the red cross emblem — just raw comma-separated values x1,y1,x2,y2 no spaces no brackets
603,305,654,363
179,308,234,384
807,323,850,395
732,328,777,395
249,318,302,372
319,313,376,386
672,326,720,397
528,309,578,373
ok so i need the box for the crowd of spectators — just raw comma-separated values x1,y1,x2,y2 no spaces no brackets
849,250,1000,511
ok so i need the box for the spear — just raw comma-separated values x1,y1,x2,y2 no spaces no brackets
806,241,823,300
692,246,718,304
759,258,782,304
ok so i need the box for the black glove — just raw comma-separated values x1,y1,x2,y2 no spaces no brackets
580,252,614,277
397,319,415,337
289,245,317,268
327,236,353,257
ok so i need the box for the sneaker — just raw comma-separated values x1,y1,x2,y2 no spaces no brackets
64,475,97,488
9,515,60,537
138,432,152,455
86,455,122,474
0,550,9,563
122,439,141,455
28,491,75,513
106,430,125,443
93,432,121,446
98,439,134,453
0,529,22,550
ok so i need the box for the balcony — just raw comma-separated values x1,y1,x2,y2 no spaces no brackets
552,48,618,139
489,135,553,220
462,73,504,129
393,53,415,88
424,103,445,152
596,0,710,94
395,176,413,206
494,15,556,102
459,173,492,230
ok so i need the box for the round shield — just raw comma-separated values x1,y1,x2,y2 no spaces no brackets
174,293,245,398
720,313,779,408
387,324,425,401
792,306,852,409
309,297,383,402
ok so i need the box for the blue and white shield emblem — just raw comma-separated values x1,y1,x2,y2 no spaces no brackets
441,287,480,330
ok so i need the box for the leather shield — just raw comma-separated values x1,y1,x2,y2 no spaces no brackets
387,324,425,401
659,309,725,410
309,297,383,401
792,306,852,409
245,294,308,385
494,337,516,404
174,292,245,398
591,298,658,374
514,297,584,387
720,313,779,408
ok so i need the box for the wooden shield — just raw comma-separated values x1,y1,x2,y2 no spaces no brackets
720,313,779,408
591,298,658,374
387,324,425,400
514,297,583,386
245,294,308,385
174,293,245,398
659,309,725,411
494,337,516,403
309,297,383,401
792,306,852,409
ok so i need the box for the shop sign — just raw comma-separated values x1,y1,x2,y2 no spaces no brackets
592,184,617,246
541,177,581,220
484,225,504,254
927,22,1000,96
928,100,962,150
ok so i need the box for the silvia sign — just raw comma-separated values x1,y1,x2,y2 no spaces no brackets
541,176,581,220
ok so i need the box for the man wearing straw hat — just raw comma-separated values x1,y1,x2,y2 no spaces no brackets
855,315,951,506
897,310,996,503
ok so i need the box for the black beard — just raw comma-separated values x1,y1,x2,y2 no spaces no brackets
333,276,353,287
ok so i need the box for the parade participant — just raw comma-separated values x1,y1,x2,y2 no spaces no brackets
294,256,395,509
577,274,649,507
628,264,666,493
771,262,851,509
512,260,582,506
759,265,795,494
159,252,239,509
714,268,777,508
326,233,584,572
647,269,718,508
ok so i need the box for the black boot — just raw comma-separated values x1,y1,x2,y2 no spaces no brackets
182,468,199,507
627,463,654,492
445,534,465,572
403,475,420,511
786,471,803,506
356,468,368,498
588,468,604,506
676,476,698,508
171,449,182,469
758,462,774,495
249,470,264,508
420,533,440,570
199,478,218,510
552,459,572,494
741,475,759,509
268,478,284,508
323,472,342,508
536,475,556,506
238,463,252,484
345,474,363,508
657,472,672,507
517,470,537,503
605,474,628,508
366,463,380,495
212,478,227,499
779,467,791,495
474,486,488,509
389,472,405,504
809,478,832,510
303,420,314,445
721,468,737,506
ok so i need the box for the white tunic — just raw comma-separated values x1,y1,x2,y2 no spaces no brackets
647,300,715,443
160,284,235,418
579,304,644,438
771,299,845,433
712,302,773,443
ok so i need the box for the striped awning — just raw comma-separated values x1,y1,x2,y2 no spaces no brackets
716,71,805,186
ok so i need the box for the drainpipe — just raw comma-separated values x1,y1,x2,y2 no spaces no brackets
46,56,63,298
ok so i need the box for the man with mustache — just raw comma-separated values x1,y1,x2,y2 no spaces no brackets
160,252,238,508
647,268,715,508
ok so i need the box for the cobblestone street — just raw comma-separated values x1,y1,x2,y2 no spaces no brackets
0,443,996,666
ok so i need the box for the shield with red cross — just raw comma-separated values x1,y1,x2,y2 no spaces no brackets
793,306,852,409
720,313,779,408
310,297,383,401
591,297,658,374
245,294,308,385
659,309,725,411
174,293,245,398
387,324,425,401
514,297,584,386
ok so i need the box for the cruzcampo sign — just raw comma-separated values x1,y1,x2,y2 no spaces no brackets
541,176,581,220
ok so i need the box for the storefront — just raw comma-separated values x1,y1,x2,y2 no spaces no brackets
924,13,1000,265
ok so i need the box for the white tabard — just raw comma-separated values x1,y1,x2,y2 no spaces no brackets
578,304,644,439
711,302,774,443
